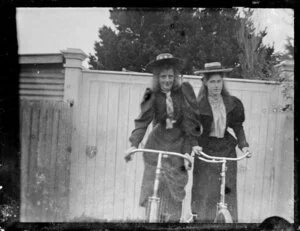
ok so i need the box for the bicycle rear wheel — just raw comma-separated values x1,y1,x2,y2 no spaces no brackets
214,209,233,223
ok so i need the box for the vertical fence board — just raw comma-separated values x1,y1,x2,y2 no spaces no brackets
133,86,150,220
64,103,73,220
237,90,251,221
75,78,89,218
57,102,71,221
27,102,41,222
254,92,270,222
120,83,132,220
242,93,259,222
103,83,119,220
90,84,99,219
49,105,60,221
271,87,286,218
257,87,277,220
36,102,48,221
24,102,35,221
53,104,63,221
93,82,109,219
20,100,30,222
113,83,130,220
240,91,248,220
252,92,269,222
85,82,98,218
266,87,280,219
122,83,135,220
276,111,293,221
258,91,273,220
68,103,78,221
43,102,54,220
123,84,142,220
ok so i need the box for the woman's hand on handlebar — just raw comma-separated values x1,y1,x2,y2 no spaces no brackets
125,146,137,162
192,146,203,156
183,146,202,170
242,147,252,158
184,153,192,170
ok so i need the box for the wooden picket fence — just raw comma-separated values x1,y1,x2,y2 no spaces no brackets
20,100,73,222
67,71,294,223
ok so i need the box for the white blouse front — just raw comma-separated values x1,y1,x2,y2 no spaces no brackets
208,95,226,138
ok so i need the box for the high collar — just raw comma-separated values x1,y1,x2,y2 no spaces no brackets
157,85,180,96
198,95,235,116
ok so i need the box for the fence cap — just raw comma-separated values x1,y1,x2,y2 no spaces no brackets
61,48,88,61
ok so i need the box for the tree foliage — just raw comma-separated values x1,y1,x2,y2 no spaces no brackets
284,36,294,59
235,9,278,79
89,7,278,79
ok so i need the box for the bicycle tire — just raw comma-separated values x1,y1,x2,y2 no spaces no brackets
214,209,233,223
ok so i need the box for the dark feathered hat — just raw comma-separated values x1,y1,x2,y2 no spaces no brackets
145,53,184,72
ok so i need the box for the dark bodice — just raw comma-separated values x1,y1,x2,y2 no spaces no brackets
197,95,249,150
129,82,200,153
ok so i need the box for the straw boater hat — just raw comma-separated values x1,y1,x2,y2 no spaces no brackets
145,53,184,72
194,62,233,75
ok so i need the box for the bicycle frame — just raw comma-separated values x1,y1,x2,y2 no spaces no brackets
125,148,193,223
193,150,251,223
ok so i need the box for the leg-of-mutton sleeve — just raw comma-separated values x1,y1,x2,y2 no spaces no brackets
181,82,202,154
228,96,249,150
129,88,155,148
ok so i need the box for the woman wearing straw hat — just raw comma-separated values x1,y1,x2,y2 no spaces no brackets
191,62,250,222
125,53,202,222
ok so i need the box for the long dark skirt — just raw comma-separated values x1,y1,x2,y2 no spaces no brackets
191,135,238,223
139,123,188,222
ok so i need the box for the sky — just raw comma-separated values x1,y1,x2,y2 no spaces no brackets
16,8,294,68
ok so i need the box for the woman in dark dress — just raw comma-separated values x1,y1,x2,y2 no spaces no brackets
126,53,202,222
191,62,250,223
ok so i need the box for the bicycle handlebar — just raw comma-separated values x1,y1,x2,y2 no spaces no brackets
125,148,192,167
193,150,251,162
196,155,224,163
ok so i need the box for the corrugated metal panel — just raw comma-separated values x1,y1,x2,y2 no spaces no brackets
68,72,293,223
19,64,65,101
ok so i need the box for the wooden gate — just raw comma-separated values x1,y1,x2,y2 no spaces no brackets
20,100,73,222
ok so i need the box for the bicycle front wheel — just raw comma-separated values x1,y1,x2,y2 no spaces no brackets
214,209,233,223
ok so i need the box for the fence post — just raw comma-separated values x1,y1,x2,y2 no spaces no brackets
61,48,88,106
61,48,87,220
274,59,294,222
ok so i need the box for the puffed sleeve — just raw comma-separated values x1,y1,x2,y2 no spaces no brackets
129,88,155,148
181,82,202,154
229,96,249,150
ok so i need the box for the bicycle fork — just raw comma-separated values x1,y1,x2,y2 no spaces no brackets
217,160,228,211
147,152,163,222
214,160,233,223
